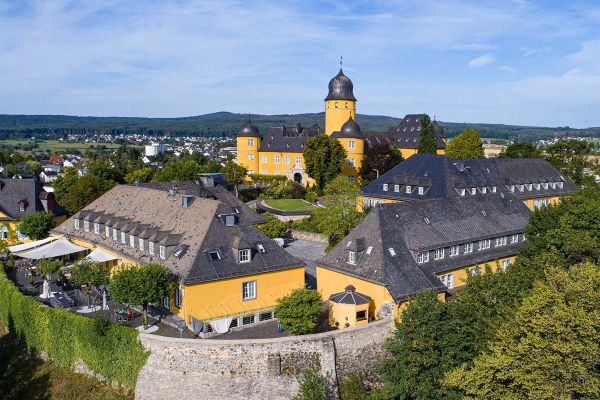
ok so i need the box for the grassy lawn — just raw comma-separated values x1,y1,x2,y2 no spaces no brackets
0,322,132,400
263,198,316,212
0,140,124,153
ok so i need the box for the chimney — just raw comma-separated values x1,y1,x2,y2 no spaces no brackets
295,122,301,132
199,174,214,189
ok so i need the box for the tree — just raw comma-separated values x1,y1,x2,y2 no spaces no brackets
359,143,403,184
498,141,541,159
52,167,79,208
294,367,329,400
303,135,347,189
124,167,154,184
445,129,484,160
87,158,124,183
417,114,437,154
223,161,248,198
275,287,322,335
38,258,62,279
257,213,288,239
18,211,55,240
152,160,203,182
109,263,170,329
60,174,116,214
69,259,110,306
544,139,595,184
445,263,600,399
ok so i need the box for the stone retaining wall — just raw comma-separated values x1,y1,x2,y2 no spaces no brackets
290,229,328,243
135,319,392,400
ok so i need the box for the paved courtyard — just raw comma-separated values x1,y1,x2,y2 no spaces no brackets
283,239,327,289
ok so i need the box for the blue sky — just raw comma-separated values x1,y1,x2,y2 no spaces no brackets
1,0,600,127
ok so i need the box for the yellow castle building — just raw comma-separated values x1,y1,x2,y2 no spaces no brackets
236,68,446,185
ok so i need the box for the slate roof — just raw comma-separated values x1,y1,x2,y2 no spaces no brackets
318,195,531,302
364,114,446,150
329,285,371,305
362,154,578,202
325,68,357,101
258,123,322,153
53,180,301,284
330,116,365,139
0,179,66,221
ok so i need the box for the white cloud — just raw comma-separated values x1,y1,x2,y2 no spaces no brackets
453,43,497,51
469,54,496,69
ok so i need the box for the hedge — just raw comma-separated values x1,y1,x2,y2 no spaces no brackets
0,269,148,390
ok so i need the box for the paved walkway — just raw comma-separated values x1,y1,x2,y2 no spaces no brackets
283,239,327,289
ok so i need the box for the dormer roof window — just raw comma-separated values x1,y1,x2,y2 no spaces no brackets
74,219,80,230
159,245,166,259
394,184,399,192
221,214,238,227
418,186,424,195
383,184,388,191
239,248,251,263
526,184,533,191
406,185,412,194
542,182,549,189
209,250,221,260
557,181,563,189
347,251,356,265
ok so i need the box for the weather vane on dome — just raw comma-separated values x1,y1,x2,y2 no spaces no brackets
340,56,343,68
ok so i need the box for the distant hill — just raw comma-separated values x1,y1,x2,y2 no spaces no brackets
0,112,598,142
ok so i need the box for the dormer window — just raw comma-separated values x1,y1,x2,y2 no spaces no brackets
526,184,533,191
534,183,540,190
149,241,155,255
239,249,251,263
418,186,424,195
394,184,399,192
518,185,524,192
557,181,563,189
113,229,119,241
105,226,110,237
509,185,515,192
470,188,476,195
491,186,497,193
459,188,466,196
84,221,90,232
209,250,221,260
139,238,145,251
542,182,548,189
550,182,556,189
19,202,25,212
347,251,356,265
121,232,126,244
94,223,100,234
416,251,429,264
130,235,136,247
433,248,445,260
383,184,388,191
480,187,487,194
159,245,166,259
74,219,80,230
405,185,412,194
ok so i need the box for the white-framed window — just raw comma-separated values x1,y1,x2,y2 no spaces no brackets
470,187,476,195
526,183,533,191
174,287,182,308
463,243,473,253
348,140,356,149
416,251,429,264
94,223,100,234
348,158,355,167
468,266,480,276
159,245,166,259
406,185,412,194
478,239,491,250
449,245,459,257
434,248,445,260
105,226,110,237
491,186,497,193
0,226,8,240
139,238,145,251
285,155,290,164
348,175,355,182
495,236,507,247
542,182,548,189
242,281,256,300
274,155,280,163
440,273,454,289
550,182,556,189
418,186,424,195
16,229,28,241
19,203,25,212
149,241,155,255
501,259,511,272
295,156,301,164
518,184,524,192
480,187,487,194
394,184,399,192
248,170,254,175
285,171,291,178
459,188,466,196
84,221,90,232
511,234,519,244
74,219,80,230
509,185,515,192
239,249,251,263
163,295,170,309
247,138,254,146
335,102,339,108
557,181,563,189
121,232,126,244
113,229,119,241
208,250,221,260
383,184,388,191
247,153,254,160
534,183,541,190
274,169,280,175
261,169,267,175
262,155,267,163
130,235,136,247
348,251,356,264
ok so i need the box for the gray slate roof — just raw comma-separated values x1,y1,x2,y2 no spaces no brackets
0,179,66,221
318,195,531,302
364,114,446,150
362,154,578,201
258,124,322,153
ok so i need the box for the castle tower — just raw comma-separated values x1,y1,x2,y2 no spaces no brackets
325,66,357,135
236,120,261,175
330,115,365,181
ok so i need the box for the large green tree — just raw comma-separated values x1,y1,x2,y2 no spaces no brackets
124,167,154,184
303,135,347,189
417,114,437,154
498,141,541,159
109,263,170,329
69,259,110,306
152,160,203,182
544,139,595,184
275,288,322,335
18,211,55,240
359,143,403,184
445,129,484,160
60,174,116,214
445,263,600,400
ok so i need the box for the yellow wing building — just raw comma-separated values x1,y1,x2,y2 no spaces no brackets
52,176,305,335
236,68,446,185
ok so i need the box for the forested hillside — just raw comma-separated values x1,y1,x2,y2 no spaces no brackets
1,112,599,141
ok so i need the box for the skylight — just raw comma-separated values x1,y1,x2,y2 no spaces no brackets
257,244,266,253
209,250,221,260
388,248,396,257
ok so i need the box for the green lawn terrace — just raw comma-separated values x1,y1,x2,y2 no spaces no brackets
262,199,318,213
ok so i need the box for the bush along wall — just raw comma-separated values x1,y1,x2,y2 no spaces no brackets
0,269,148,391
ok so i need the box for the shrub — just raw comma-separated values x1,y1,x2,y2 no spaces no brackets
18,211,56,240
0,269,147,389
294,367,329,400
339,371,369,400
265,180,306,199
257,213,288,239
275,288,322,335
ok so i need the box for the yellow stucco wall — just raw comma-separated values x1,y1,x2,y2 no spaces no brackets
525,195,560,211
175,267,305,323
328,301,369,328
337,137,364,180
236,135,261,174
435,255,517,290
325,100,356,135
356,195,402,212
0,214,67,245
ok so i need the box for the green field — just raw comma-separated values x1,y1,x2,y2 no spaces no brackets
0,139,126,153
263,198,317,212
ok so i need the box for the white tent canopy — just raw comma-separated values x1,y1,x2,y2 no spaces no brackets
84,248,118,263
13,238,87,260
8,236,59,253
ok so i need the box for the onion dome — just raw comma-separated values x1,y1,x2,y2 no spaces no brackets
325,68,357,101
237,120,260,137
331,116,364,139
